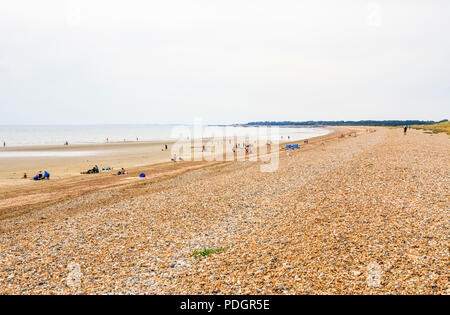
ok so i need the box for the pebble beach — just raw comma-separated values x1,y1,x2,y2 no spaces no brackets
0,127,448,294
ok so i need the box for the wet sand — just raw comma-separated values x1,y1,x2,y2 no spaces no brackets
0,140,178,181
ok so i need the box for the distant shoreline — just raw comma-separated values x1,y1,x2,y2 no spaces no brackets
240,119,448,127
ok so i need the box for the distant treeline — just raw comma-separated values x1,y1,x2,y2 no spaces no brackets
244,120,448,127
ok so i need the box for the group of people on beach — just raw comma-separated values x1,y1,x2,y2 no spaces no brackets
191,141,275,156
80,165,128,176
28,165,130,180
81,165,100,174
26,171,50,180
23,127,411,182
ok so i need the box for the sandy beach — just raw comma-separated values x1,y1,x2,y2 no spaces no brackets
0,126,448,294
0,140,178,181
0,129,331,214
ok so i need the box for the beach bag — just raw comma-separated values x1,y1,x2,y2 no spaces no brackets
139,173,146,178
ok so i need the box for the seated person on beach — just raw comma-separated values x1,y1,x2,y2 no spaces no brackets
35,171,43,180
81,165,100,174
117,168,127,175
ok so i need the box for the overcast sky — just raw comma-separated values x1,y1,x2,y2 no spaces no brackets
1,0,449,125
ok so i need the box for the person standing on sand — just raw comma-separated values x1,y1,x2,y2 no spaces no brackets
404,126,408,135
3,141,5,147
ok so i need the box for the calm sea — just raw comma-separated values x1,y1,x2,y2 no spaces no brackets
0,125,329,147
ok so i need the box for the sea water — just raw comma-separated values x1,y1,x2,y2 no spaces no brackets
0,124,329,150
